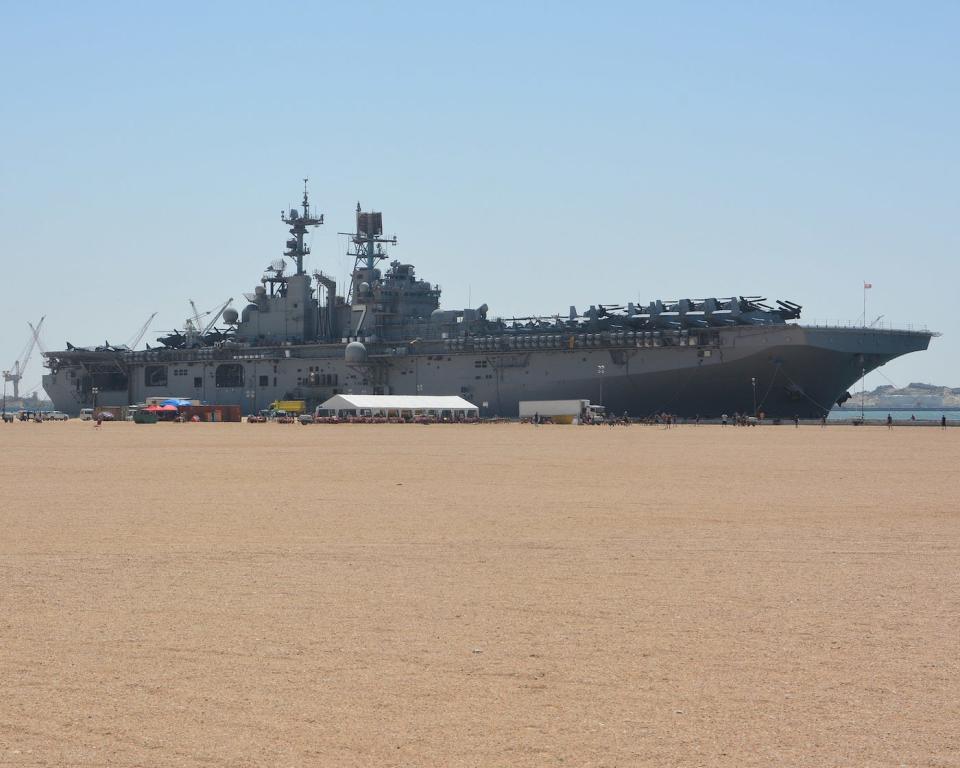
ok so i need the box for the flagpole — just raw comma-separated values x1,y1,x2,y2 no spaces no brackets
860,281,872,421
861,281,866,421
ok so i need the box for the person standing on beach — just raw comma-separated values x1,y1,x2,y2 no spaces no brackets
886,414,893,429
794,414,800,428
942,415,947,430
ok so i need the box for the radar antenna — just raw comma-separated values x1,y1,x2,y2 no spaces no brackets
280,178,324,275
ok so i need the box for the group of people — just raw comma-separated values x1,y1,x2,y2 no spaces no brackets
886,414,949,429
720,412,761,427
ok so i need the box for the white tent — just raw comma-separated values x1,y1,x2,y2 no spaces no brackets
317,394,479,419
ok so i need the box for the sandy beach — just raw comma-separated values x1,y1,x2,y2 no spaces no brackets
1,420,958,766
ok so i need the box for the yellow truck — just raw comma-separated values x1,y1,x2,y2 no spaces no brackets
269,400,306,415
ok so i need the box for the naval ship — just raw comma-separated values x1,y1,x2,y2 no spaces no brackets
43,184,935,418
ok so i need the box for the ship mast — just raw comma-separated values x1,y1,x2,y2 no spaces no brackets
280,178,324,275
339,203,397,301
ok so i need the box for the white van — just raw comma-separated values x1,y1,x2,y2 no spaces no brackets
80,408,94,421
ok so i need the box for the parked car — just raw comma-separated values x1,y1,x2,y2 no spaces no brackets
298,413,315,424
80,408,95,421
47,411,69,421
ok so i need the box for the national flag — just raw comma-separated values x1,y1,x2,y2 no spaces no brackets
863,282,873,289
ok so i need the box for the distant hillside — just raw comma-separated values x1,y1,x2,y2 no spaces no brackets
856,383,960,409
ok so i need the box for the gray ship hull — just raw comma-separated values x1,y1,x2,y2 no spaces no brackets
43,324,932,419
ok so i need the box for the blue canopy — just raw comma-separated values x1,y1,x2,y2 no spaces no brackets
160,398,193,407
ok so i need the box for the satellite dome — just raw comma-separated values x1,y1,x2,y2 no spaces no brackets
359,281,370,293
345,341,367,363
431,308,445,319
222,308,239,325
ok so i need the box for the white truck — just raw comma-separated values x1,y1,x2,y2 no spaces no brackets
519,399,602,425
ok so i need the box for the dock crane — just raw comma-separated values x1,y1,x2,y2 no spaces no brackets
124,312,158,350
187,300,204,334
184,298,233,346
29,319,47,355
3,317,45,400
201,298,233,336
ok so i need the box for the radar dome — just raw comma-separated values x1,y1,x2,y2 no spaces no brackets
359,281,370,293
345,341,367,363
222,308,239,324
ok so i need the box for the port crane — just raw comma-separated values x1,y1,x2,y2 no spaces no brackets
3,317,45,400
124,312,158,350
29,319,47,355
187,298,232,332
201,298,233,335
184,298,233,345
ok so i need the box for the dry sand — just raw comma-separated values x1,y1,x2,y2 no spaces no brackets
1,420,958,767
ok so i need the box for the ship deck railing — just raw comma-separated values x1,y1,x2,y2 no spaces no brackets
801,320,936,335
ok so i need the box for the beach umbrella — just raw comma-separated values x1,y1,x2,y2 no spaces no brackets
144,405,163,412
159,404,178,411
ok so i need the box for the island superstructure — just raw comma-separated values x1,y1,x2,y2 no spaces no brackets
42,184,935,418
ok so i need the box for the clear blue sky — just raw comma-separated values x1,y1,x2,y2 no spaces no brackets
2,1,958,394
